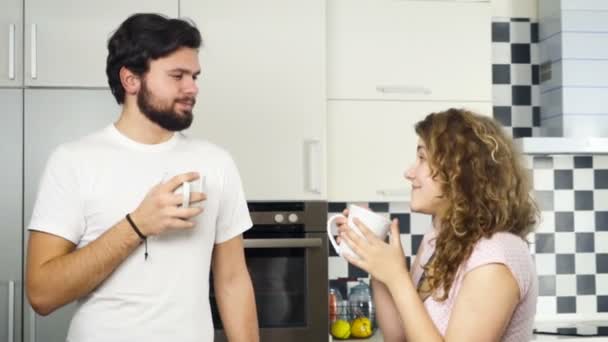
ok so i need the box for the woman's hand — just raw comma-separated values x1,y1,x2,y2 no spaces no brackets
338,216,409,286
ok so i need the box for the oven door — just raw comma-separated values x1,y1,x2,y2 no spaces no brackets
212,232,328,342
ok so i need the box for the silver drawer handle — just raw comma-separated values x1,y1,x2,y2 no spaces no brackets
244,238,322,249
8,24,15,80
30,24,37,79
8,281,14,342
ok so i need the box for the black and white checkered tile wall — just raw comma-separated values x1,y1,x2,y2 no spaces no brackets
492,18,541,138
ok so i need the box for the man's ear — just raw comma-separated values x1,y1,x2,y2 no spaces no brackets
119,66,141,96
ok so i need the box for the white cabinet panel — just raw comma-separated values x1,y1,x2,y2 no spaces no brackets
23,89,119,342
181,0,327,200
328,0,491,102
328,100,492,202
0,0,22,86
24,0,178,87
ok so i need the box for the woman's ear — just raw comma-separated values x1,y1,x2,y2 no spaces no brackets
119,66,141,96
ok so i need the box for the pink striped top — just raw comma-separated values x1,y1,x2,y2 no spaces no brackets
411,230,538,341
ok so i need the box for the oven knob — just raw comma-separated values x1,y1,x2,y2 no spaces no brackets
288,213,299,223
274,214,285,223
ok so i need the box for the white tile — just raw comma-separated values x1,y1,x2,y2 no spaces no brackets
492,84,512,106
573,169,594,190
555,232,576,253
597,274,608,295
400,234,412,256
410,212,432,235
595,190,608,211
537,296,557,315
511,64,532,85
536,211,555,233
595,232,608,253
533,169,555,190
389,202,409,213
575,253,597,274
554,190,575,211
556,274,577,296
553,156,574,169
574,211,596,232
522,155,534,169
531,43,540,64
535,253,557,275
511,106,533,127
595,156,608,168
510,21,532,43
576,295,597,314
329,256,349,279
532,85,540,106
492,43,512,64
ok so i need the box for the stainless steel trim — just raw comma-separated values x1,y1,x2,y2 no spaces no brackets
306,140,321,194
243,238,322,249
8,281,14,342
30,307,36,342
30,24,37,79
8,24,15,80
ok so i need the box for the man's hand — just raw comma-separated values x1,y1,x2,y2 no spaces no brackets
130,172,207,236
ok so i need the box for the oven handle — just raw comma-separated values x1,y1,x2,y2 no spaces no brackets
243,238,322,249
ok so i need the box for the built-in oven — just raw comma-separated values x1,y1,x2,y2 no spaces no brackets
211,201,329,342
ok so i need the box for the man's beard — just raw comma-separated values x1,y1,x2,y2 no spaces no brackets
137,81,195,132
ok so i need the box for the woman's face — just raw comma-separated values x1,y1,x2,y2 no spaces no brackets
405,139,445,215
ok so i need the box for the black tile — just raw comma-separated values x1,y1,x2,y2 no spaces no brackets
535,233,555,253
595,170,608,189
538,275,556,296
532,64,540,85
576,233,595,253
557,327,578,335
577,275,596,295
368,202,389,212
534,191,554,211
390,213,410,234
513,127,533,138
557,296,576,313
511,44,531,64
554,170,573,189
493,64,511,84
531,23,539,43
492,22,510,42
329,238,340,257
575,191,594,210
556,254,575,274
329,279,348,299
511,18,531,22
597,254,608,273
597,212,608,231
599,296,608,313
411,234,424,255
574,156,593,168
348,263,368,279
532,106,541,126
493,106,512,126
555,212,575,232
329,202,347,213
512,85,532,105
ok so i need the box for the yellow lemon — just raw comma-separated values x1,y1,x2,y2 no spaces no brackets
350,317,373,338
331,319,351,339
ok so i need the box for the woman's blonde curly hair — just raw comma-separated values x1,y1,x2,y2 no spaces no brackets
415,108,539,301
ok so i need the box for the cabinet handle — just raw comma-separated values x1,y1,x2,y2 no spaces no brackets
8,281,14,342
376,85,431,95
376,188,410,198
30,24,37,79
306,140,321,194
8,24,15,80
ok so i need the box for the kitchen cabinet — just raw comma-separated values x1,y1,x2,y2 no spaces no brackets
0,0,22,86
327,100,492,202
327,0,491,102
181,0,327,200
0,89,23,342
23,0,177,87
23,89,119,342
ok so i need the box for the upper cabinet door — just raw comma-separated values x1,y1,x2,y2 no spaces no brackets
24,0,178,87
328,0,491,102
181,0,327,200
0,0,22,86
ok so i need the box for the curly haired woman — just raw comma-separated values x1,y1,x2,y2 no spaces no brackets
337,108,539,342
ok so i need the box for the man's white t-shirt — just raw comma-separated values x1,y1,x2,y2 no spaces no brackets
28,124,253,342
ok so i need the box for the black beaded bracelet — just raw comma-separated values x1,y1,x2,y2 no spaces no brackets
125,213,148,260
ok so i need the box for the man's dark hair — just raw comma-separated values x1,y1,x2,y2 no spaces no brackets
106,13,202,104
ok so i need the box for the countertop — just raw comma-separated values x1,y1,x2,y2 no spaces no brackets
329,331,608,341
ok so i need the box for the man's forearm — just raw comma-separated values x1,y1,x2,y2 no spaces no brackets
214,272,259,342
27,219,142,315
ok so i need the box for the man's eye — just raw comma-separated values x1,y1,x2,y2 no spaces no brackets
171,74,183,80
